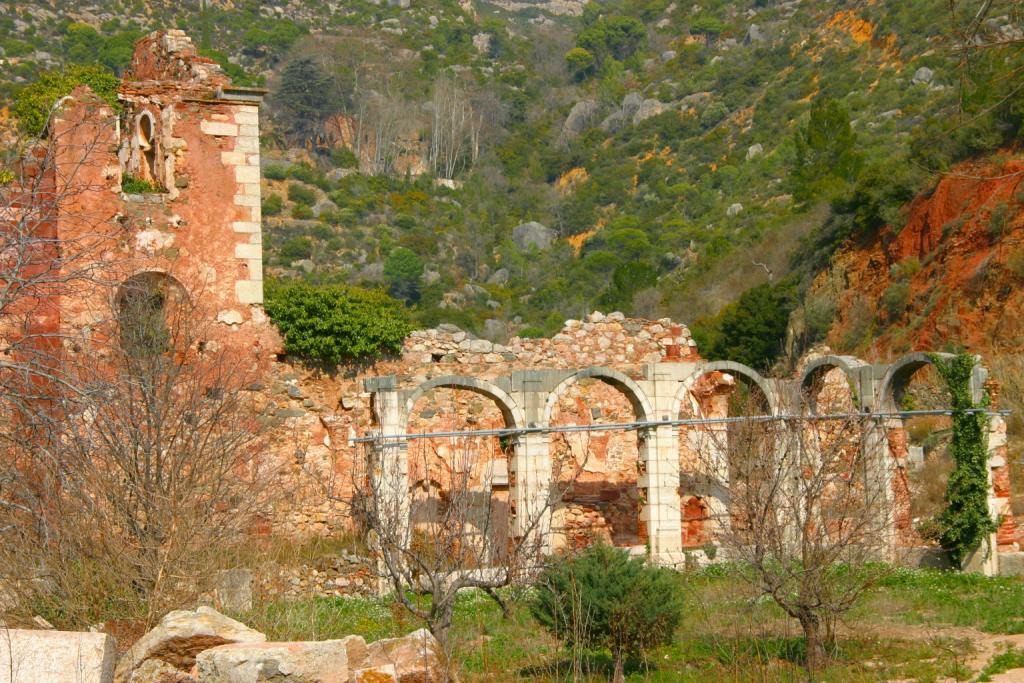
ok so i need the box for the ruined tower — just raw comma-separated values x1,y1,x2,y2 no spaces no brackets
49,29,274,358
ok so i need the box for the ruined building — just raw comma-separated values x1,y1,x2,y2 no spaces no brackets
27,31,1019,578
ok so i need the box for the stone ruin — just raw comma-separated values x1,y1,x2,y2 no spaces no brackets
17,29,1020,581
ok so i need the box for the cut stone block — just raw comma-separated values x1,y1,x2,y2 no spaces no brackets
0,629,116,683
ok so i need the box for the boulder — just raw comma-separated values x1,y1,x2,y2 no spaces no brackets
912,66,934,85
462,283,488,299
660,50,677,62
486,268,509,286
0,630,116,683
560,100,601,140
195,636,368,683
745,23,766,43
599,109,627,133
620,91,643,119
512,221,556,251
745,143,764,160
726,202,744,217
114,607,265,683
362,629,443,683
633,99,667,124
311,198,338,218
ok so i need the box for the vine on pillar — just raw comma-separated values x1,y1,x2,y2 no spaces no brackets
929,353,998,569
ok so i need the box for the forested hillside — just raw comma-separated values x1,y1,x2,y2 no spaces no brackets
2,0,1022,370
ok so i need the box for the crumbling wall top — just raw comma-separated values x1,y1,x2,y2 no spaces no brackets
123,30,229,89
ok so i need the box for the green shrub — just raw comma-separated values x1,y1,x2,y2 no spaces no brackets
280,237,313,261
262,193,283,216
531,543,684,682
121,174,164,194
288,182,317,206
13,64,120,135
264,281,412,364
384,247,424,304
882,279,910,319
263,165,288,181
330,146,359,169
291,204,314,220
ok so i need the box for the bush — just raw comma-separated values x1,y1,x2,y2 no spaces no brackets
531,543,683,682
264,281,412,364
280,237,313,261
291,204,314,220
384,247,424,304
262,193,283,216
288,182,318,206
263,165,288,181
13,64,120,135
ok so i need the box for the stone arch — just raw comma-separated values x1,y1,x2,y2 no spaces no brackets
400,375,525,432
135,110,158,182
672,360,778,418
542,367,654,426
114,271,188,355
877,352,955,413
800,354,870,413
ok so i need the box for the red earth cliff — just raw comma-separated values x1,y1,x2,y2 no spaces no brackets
816,152,1024,358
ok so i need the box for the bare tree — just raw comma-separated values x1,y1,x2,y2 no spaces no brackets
428,72,484,180
690,402,893,674
0,277,276,626
354,87,408,176
345,429,586,667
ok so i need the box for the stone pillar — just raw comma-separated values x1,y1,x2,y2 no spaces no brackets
639,425,683,565
365,378,410,550
986,415,1010,575
510,431,552,553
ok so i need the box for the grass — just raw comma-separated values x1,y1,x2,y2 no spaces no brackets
236,566,1020,681
979,647,1024,681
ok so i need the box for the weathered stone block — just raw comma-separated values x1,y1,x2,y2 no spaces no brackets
200,121,239,137
233,111,259,126
196,636,366,683
232,221,261,234
220,151,246,165
0,630,116,683
236,280,264,304
234,165,260,184
234,243,261,260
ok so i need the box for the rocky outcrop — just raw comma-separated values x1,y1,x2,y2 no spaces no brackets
511,221,557,251
114,607,266,683
560,100,601,141
813,153,1024,355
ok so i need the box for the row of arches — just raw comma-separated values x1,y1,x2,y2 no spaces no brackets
387,351,991,561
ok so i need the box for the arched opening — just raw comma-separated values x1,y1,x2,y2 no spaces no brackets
546,370,652,552
115,272,187,358
881,358,955,548
405,384,517,566
800,356,867,414
136,112,158,184
676,363,774,551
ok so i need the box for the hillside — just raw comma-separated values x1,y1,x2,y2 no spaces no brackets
1,0,1020,355
811,153,1024,359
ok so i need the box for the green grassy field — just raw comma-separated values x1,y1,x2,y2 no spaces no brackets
238,566,1024,681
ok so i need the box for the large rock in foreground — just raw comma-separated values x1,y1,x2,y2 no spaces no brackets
361,629,444,683
0,629,116,683
114,607,266,683
195,636,367,683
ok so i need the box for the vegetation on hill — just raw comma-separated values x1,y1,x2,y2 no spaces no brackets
3,0,1022,369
